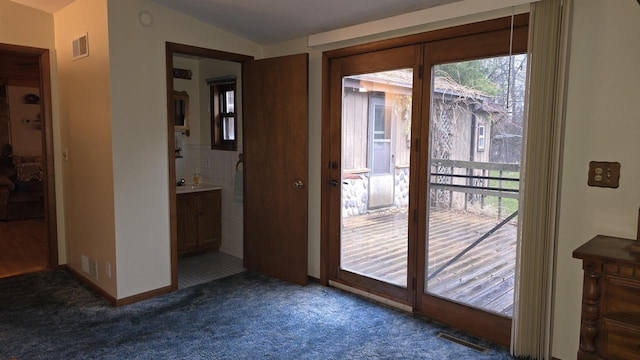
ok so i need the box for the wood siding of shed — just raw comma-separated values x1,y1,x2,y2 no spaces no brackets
343,91,412,172
342,91,369,171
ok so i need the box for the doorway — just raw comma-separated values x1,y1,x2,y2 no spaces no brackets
166,44,310,289
323,15,528,345
0,43,58,278
165,43,252,290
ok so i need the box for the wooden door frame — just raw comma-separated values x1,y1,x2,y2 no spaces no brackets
320,15,529,346
0,43,58,268
165,42,253,290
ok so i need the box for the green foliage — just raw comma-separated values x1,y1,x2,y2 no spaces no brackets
435,60,500,96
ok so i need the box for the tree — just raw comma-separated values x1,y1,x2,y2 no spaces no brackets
434,54,528,164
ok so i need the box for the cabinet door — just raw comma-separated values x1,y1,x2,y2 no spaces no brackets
199,190,221,248
176,193,199,252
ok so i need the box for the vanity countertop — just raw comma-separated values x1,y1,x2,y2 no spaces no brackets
176,183,222,194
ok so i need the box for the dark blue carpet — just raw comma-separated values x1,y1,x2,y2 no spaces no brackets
0,270,517,359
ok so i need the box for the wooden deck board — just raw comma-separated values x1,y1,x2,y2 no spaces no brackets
341,208,517,317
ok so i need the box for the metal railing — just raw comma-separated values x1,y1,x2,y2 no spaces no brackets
430,159,520,217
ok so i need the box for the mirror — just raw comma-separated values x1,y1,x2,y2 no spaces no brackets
173,90,189,136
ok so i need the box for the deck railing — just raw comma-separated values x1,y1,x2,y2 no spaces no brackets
428,159,520,282
430,159,520,218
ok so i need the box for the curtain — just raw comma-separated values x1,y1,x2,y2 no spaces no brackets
511,0,573,358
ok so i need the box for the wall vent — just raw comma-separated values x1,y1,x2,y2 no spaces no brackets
81,254,99,280
72,33,89,60
88,258,98,280
437,332,489,353
81,254,89,273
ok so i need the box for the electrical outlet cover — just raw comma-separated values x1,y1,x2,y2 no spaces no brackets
588,161,620,188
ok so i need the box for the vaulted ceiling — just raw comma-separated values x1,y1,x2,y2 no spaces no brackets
9,0,464,45
149,0,464,44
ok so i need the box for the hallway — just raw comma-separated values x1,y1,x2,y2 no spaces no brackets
0,218,48,278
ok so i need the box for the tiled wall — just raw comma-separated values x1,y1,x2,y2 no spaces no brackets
176,140,244,259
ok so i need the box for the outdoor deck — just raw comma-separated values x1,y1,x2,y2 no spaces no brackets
341,208,517,316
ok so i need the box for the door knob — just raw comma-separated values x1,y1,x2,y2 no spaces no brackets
293,180,304,189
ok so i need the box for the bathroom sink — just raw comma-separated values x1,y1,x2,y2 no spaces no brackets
176,183,222,194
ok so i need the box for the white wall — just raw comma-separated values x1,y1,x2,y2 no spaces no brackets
552,0,640,358
106,0,261,298
0,0,66,264
55,0,117,295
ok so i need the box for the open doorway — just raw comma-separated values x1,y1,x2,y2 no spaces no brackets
165,43,252,290
0,43,58,279
166,43,310,289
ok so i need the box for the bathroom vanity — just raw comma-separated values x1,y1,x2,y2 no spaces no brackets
176,184,222,254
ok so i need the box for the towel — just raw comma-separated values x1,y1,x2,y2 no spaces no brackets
233,170,243,202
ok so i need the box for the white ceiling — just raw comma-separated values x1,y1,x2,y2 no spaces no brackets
9,0,74,14
10,0,464,45
150,0,464,44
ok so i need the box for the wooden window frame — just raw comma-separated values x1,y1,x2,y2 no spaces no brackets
210,81,237,151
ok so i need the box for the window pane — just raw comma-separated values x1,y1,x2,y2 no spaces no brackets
225,90,235,113
340,68,413,288
426,54,527,317
222,116,235,140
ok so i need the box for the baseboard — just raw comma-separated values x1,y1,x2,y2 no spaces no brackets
66,266,118,306
115,286,173,306
66,265,173,306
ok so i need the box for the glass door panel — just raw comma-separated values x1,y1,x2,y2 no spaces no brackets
340,69,413,288
425,55,527,317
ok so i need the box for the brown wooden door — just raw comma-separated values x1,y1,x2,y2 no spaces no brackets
243,54,309,285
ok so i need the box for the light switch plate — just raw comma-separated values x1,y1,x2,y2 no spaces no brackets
588,161,620,188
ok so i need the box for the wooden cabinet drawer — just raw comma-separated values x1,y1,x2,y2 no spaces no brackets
600,318,640,360
603,275,640,319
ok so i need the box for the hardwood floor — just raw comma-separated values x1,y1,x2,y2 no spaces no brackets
0,218,48,279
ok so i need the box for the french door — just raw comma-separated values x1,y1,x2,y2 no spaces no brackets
327,45,422,304
325,16,528,345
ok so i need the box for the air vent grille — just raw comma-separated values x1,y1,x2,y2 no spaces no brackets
437,332,489,353
72,33,89,60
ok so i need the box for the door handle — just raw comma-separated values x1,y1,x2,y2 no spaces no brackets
293,180,304,189
329,179,348,187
